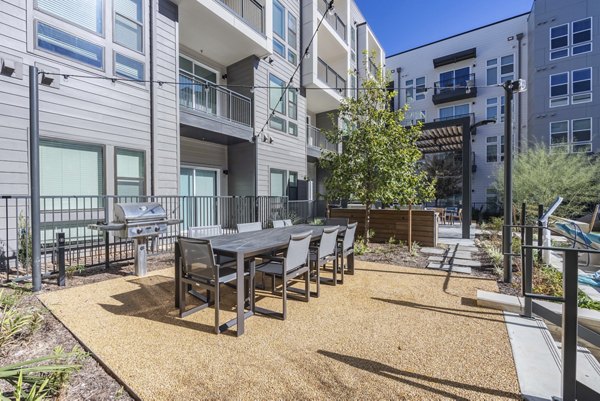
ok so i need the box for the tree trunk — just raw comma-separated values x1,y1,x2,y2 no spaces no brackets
364,202,371,243
408,203,413,252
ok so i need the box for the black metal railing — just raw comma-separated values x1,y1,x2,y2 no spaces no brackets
218,0,265,34
179,71,252,127
318,0,346,42
0,195,322,283
432,73,477,105
317,58,346,95
433,112,474,122
306,124,338,153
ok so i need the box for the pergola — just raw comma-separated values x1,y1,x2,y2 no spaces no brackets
416,116,472,239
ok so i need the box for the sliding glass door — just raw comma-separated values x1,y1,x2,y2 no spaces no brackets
180,167,219,229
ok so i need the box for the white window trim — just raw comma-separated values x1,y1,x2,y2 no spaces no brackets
34,0,105,37
112,0,145,55
572,17,593,51
549,120,570,151
549,72,570,108
549,23,570,60
571,67,592,104
571,117,593,153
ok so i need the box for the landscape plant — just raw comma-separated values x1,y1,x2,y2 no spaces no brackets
321,53,434,244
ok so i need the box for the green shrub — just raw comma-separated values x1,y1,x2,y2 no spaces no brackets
354,239,368,256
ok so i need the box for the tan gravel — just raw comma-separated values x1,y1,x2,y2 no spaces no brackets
38,260,520,401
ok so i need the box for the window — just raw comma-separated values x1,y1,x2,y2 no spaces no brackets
116,148,145,196
288,172,298,200
40,140,104,199
273,39,285,57
287,49,297,65
486,59,497,85
415,77,426,100
36,0,103,34
550,23,569,60
550,72,569,107
486,137,498,163
287,13,297,49
273,1,285,39
550,18,592,60
550,121,569,152
439,104,469,120
350,26,356,61
500,55,514,82
486,98,497,121
269,74,286,114
572,68,592,104
572,18,592,55
439,67,470,90
571,118,592,153
114,52,144,80
36,21,104,69
288,122,298,136
114,0,143,53
405,79,414,103
270,169,286,197
288,89,298,120
500,135,505,161
270,116,286,132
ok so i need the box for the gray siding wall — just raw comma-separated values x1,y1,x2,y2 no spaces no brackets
528,0,600,153
228,142,256,196
0,0,179,196
255,0,307,196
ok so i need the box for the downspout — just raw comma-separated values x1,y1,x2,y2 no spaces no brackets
396,67,401,110
516,32,524,152
356,22,366,99
148,0,156,195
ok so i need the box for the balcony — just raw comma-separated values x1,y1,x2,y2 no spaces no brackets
433,113,474,123
306,124,338,158
318,0,346,43
432,73,477,105
179,0,270,66
317,58,346,96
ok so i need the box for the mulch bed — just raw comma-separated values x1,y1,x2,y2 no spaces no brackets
354,242,429,268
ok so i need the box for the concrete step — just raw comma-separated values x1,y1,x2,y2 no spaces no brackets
420,247,446,255
427,255,483,268
456,245,479,253
426,263,471,274
505,312,600,400
447,250,473,259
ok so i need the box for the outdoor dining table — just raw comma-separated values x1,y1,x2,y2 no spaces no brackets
174,224,346,336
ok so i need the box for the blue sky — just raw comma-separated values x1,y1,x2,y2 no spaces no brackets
355,0,533,57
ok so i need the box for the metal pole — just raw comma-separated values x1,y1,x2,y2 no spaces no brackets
462,121,472,239
29,66,41,292
537,204,544,263
561,249,579,401
503,81,513,283
57,232,65,286
523,226,533,318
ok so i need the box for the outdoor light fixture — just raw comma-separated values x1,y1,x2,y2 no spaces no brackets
469,118,496,135
327,1,335,15
1,58,15,77
40,73,54,86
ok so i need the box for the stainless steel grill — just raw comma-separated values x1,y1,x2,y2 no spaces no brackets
89,202,179,276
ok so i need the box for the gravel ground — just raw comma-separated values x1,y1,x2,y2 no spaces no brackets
38,260,520,400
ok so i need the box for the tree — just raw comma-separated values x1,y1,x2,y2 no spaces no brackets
423,153,462,206
320,54,435,242
494,145,600,218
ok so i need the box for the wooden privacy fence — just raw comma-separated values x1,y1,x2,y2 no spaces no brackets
329,208,438,247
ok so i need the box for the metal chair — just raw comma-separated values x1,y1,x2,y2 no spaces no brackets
337,222,357,276
310,225,339,294
255,231,312,320
325,217,349,226
188,225,223,238
272,220,285,228
177,237,250,334
283,219,293,226
237,222,263,233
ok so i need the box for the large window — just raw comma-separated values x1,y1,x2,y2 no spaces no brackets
116,148,145,196
549,17,592,60
439,104,469,120
36,21,104,69
415,77,426,100
439,67,470,89
549,119,591,153
288,89,298,120
114,0,143,53
270,169,286,197
486,55,514,85
36,0,103,34
405,79,414,103
40,140,104,197
550,68,592,107
269,74,286,115
272,0,297,65
486,137,498,163
114,52,144,80
486,98,498,121
486,59,497,85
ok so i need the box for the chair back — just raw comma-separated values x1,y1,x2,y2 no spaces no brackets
272,220,285,228
284,231,312,272
318,225,339,257
283,219,293,226
178,237,217,280
342,222,358,251
237,222,263,233
188,225,223,238
325,217,349,226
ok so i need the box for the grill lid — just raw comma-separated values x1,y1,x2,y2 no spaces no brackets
114,202,167,223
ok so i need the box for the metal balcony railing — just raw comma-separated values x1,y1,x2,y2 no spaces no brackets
218,0,265,34
434,73,476,93
433,113,474,122
306,124,338,153
318,0,346,42
179,72,252,127
317,58,346,95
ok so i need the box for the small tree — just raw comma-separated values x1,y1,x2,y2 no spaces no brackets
494,145,600,218
320,54,434,242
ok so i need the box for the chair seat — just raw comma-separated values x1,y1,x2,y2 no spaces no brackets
309,252,335,263
256,261,285,276
186,266,246,284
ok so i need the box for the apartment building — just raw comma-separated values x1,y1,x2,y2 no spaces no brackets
527,0,599,154
386,13,529,208
0,0,383,213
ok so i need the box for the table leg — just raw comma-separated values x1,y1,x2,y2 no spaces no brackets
174,242,181,308
236,251,245,336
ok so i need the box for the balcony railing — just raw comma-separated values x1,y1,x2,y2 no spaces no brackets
179,71,252,127
317,58,346,96
307,124,338,153
218,0,265,34
432,73,477,105
434,113,474,123
318,0,346,42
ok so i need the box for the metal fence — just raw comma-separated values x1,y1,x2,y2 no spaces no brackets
219,0,265,33
317,58,346,95
306,124,338,152
0,195,321,283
